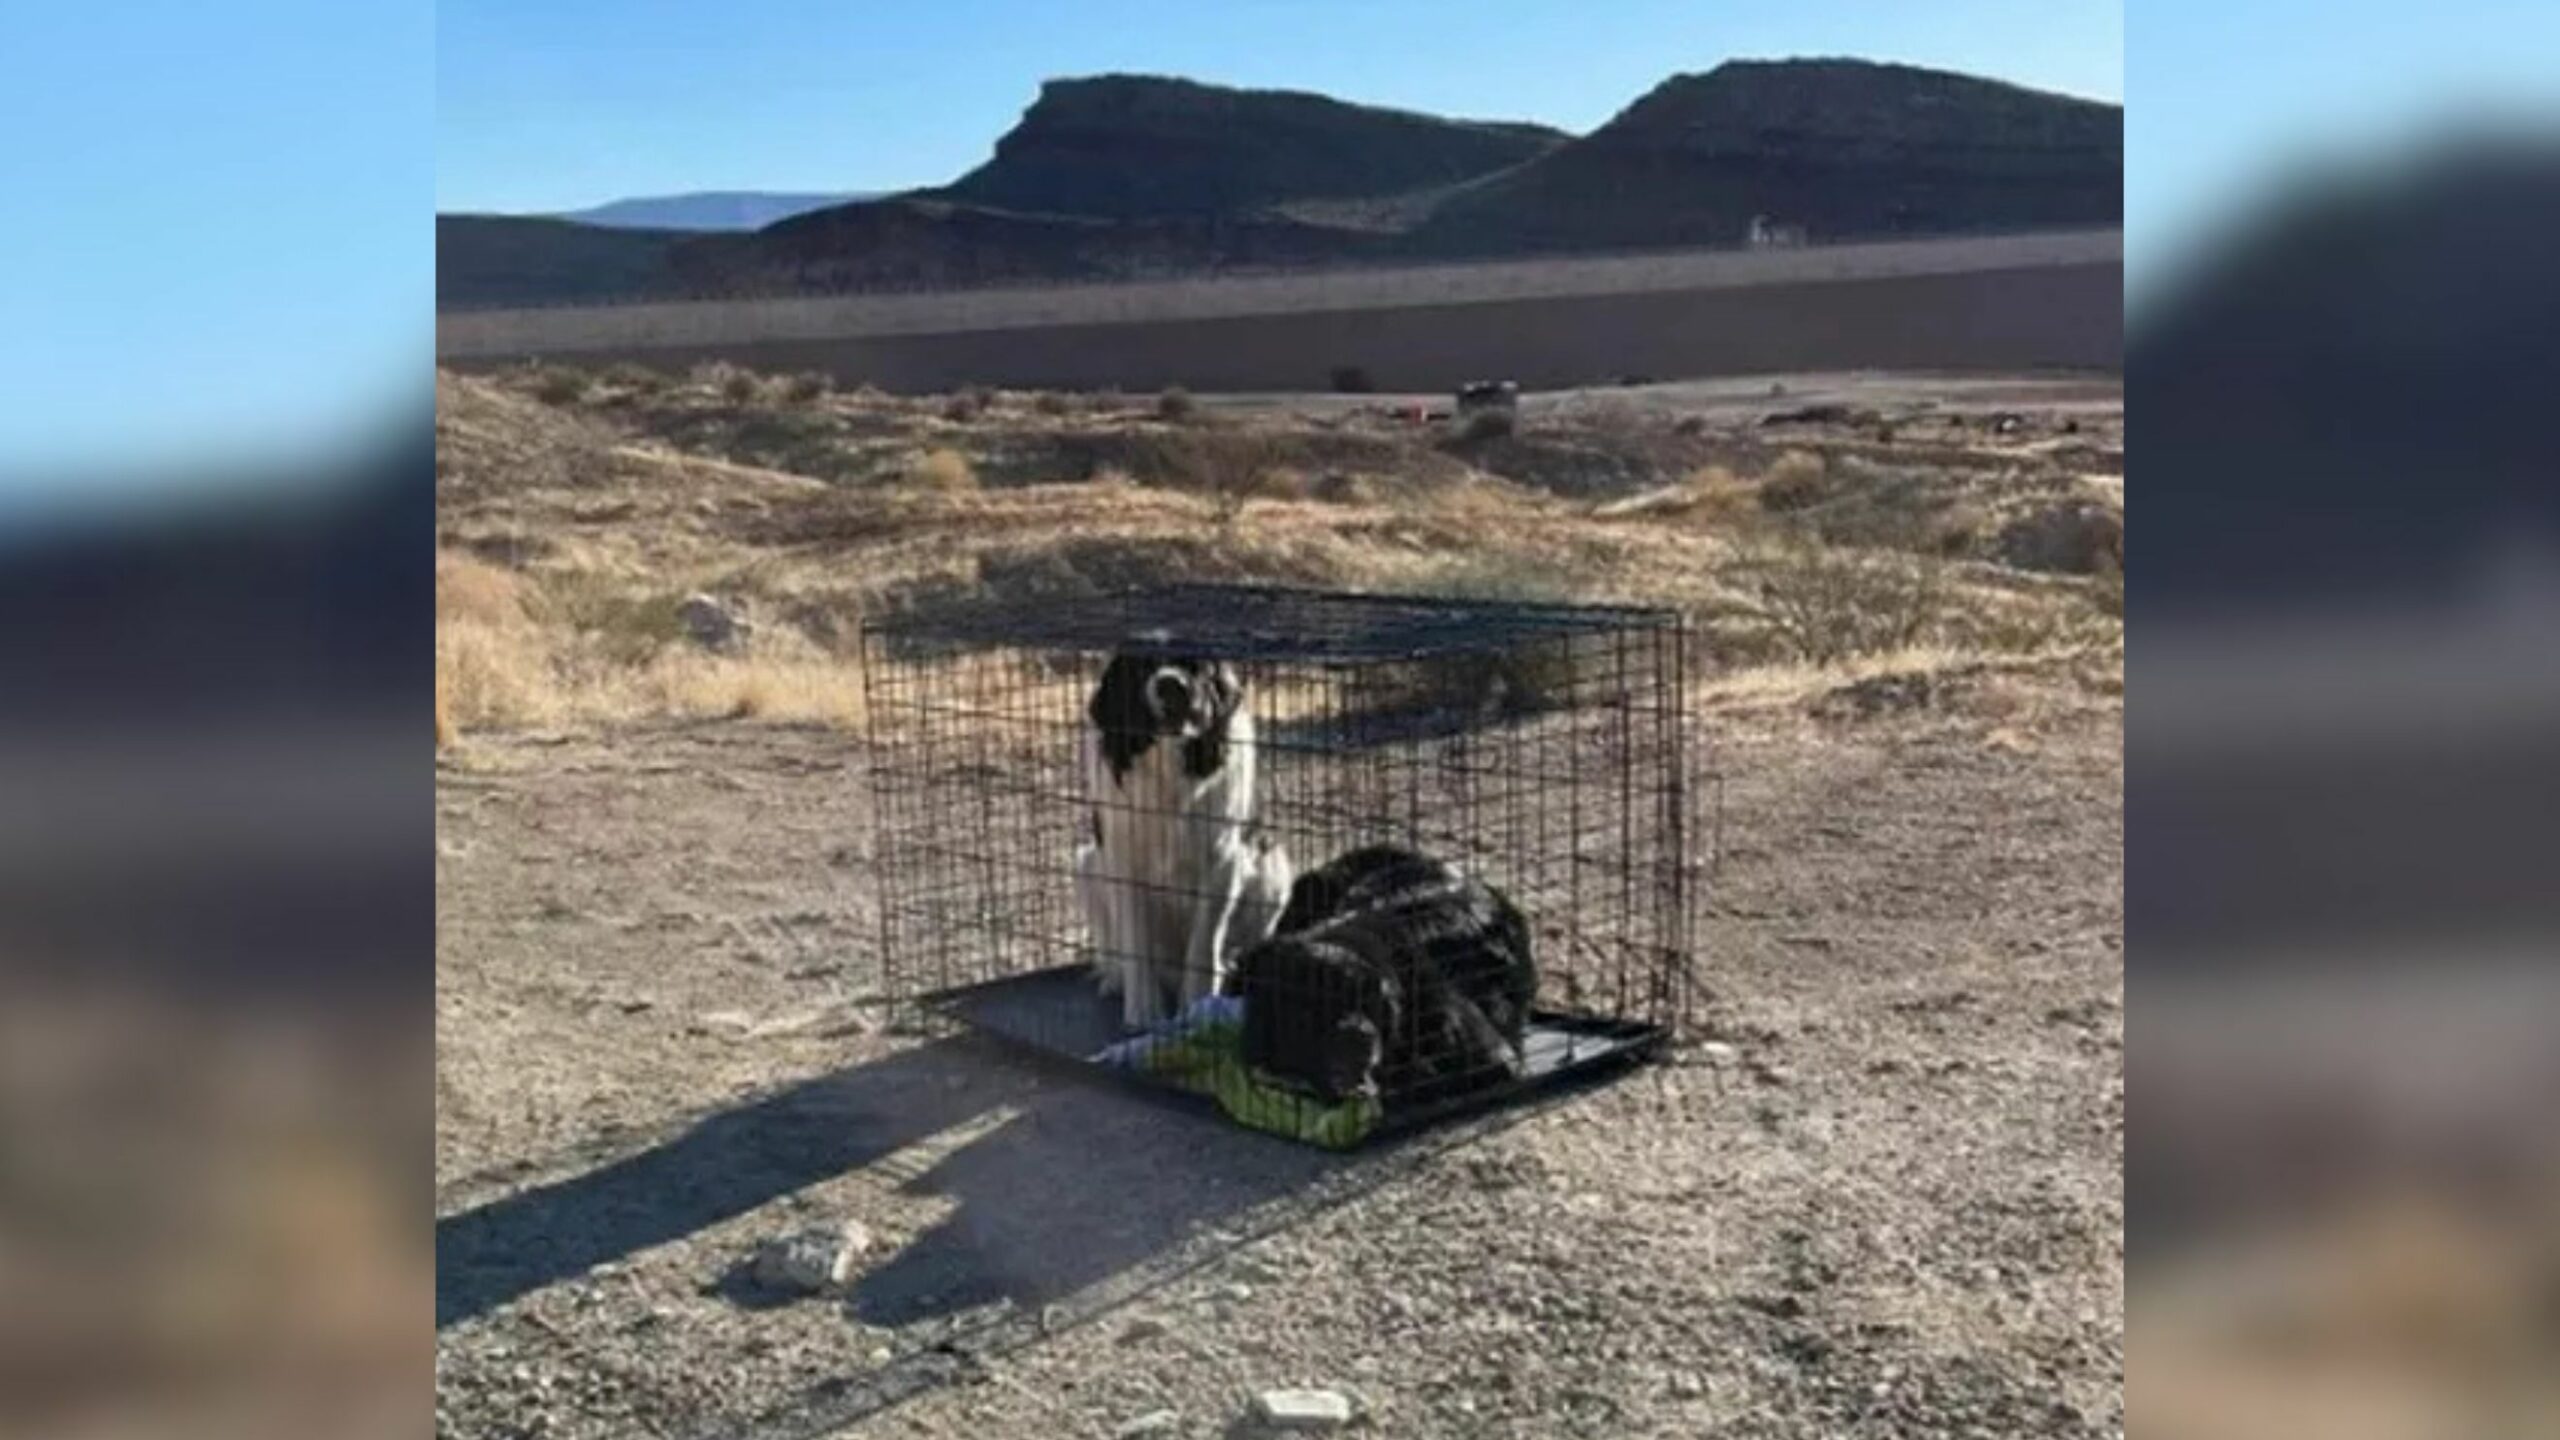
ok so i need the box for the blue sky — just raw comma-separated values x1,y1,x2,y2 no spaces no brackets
1,0,431,495
438,0,2122,213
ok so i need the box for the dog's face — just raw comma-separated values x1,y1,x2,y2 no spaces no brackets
1091,651,1243,779
1141,660,1223,738
1238,934,1401,1104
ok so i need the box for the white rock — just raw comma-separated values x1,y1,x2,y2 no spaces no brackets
752,1221,871,1294
1253,1389,1354,1431
1114,1411,1179,1438
1695,1041,1741,1065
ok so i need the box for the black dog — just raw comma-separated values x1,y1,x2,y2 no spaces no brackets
1236,844,1537,1108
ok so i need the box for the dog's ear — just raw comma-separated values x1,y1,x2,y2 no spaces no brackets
1179,665,1237,777
1090,654,1155,778
1273,867,1340,937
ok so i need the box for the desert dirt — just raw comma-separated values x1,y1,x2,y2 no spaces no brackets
436,366,2124,1438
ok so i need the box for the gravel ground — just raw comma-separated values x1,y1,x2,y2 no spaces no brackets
436,704,2122,1439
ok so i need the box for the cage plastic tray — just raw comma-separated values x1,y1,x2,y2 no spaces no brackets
923,964,1666,1144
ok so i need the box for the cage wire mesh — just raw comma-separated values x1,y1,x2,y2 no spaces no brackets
862,583,1691,1144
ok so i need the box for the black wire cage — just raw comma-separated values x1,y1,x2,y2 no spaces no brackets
861,583,1692,1146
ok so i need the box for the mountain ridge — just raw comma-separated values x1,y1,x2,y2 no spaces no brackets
437,60,2121,309
556,191,876,231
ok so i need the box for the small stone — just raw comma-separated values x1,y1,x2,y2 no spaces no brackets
1252,1388,1354,1431
751,1220,871,1294
1117,1315,1170,1345
1114,1411,1179,1438
867,1346,893,1366
1695,1041,1740,1066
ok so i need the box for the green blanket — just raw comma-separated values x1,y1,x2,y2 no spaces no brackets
1093,997,1380,1149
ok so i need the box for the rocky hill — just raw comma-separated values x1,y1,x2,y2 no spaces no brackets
1406,59,2121,254
669,195,1392,293
437,61,2121,308
935,74,1564,219
436,215,692,308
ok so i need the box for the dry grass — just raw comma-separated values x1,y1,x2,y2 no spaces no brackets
627,650,869,727
437,363,2123,741
434,548,868,741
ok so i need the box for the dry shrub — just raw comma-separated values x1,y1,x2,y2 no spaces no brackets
1155,386,1197,423
1247,467,1311,501
1757,450,1828,511
1745,533,1946,665
1998,500,2125,575
782,371,831,403
1031,391,1073,416
688,360,753,397
1456,407,1516,442
1366,558,1586,715
1310,471,1374,505
942,386,991,423
1680,464,1759,528
601,361,667,394
549,581,691,664
436,618,567,731
436,551,533,628
1928,500,1995,557
1058,426,1436,498
529,365,590,406
903,447,978,492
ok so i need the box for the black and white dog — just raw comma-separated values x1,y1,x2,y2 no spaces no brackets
1236,844,1538,1107
1075,648,1293,1030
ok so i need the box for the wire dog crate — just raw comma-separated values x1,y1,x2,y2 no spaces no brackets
862,583,1691,1146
